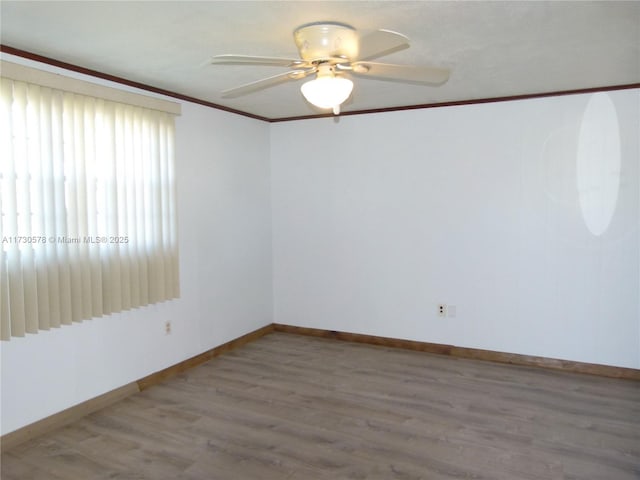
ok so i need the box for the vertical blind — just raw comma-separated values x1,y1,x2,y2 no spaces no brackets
0,74,180,340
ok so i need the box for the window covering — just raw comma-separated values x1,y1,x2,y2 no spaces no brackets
0,66,180,340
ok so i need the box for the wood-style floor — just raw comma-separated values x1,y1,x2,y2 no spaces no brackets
2,332,639,479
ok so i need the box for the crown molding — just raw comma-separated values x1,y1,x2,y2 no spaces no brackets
3,44,639,123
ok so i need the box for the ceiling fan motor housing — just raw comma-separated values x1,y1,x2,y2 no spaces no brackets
294,22,359,62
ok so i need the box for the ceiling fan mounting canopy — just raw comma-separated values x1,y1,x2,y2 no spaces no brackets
293,22,359,63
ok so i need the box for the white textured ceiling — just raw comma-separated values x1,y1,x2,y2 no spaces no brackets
1,1,639,120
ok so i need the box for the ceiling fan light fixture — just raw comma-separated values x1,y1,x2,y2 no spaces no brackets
211,22,449,116
300,75,353,113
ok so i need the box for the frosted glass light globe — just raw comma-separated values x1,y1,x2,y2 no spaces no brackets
300,76,353,110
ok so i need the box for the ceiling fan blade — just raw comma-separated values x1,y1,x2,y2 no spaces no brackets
210,54,307,68
351,62,450,85
221,69,313,98
357,29,410,61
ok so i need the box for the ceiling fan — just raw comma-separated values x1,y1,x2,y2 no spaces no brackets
208,22,450,115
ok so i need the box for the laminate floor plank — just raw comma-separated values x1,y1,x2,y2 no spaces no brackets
2,332,639,479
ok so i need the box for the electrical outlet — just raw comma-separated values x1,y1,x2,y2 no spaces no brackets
438,304,447,317
164,321,171,335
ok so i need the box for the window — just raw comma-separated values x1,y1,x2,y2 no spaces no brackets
0,62,180,340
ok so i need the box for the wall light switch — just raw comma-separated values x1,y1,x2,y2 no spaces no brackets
447,305,457,317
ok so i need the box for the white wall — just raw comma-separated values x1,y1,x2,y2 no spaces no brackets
271,90,640,369
1,56,273,435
